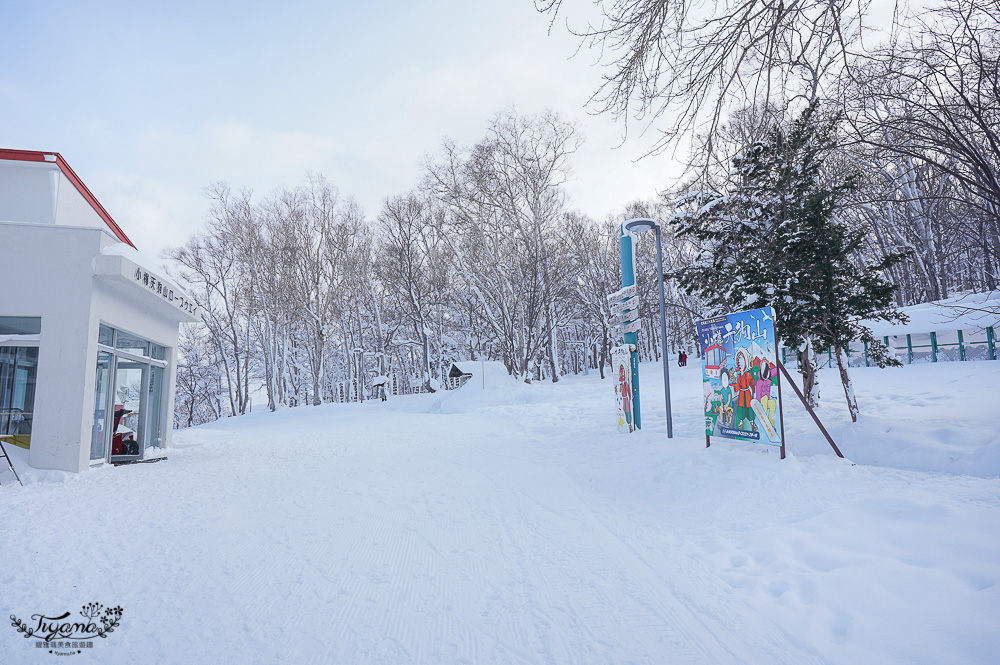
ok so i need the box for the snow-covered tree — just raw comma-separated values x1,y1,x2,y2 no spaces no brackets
424,109,580,382
377,192,450,392
167,188,254,418
670,102,907,420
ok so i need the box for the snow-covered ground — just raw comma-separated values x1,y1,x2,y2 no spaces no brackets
2,360,998,664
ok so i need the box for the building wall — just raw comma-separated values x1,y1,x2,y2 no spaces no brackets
89,272,183,454
1,151,196,473
53,169,107,231
0,159,108,232
0,161,58,225
0,223,105,472
1,221,190,472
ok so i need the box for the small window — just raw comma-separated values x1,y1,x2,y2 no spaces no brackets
150,344,166,360
115,330,149,357
99,324,115,347
0,317,41,336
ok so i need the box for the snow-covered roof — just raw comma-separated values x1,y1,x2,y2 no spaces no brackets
863,292,1000,337
450,361,516,387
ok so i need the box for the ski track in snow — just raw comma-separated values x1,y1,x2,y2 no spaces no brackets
2,362,999,664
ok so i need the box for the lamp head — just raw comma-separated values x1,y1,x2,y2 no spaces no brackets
624,218,659,233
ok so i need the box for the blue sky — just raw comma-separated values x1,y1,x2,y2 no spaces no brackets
1,1,680,260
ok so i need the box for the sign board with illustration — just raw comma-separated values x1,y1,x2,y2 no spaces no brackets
696,306,783,448
609,229,642,431
611,344,636,433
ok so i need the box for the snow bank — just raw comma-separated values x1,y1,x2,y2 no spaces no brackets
865,291,1000,336
2,359,998,664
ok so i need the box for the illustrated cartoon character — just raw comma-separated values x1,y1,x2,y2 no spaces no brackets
616,361,634,431
733,348,756,431
756,359,778,427
719,368,734,428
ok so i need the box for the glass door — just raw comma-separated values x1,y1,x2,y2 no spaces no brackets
90,352,113,461
146,365,164,451
92,325,169,463
110,359,148,461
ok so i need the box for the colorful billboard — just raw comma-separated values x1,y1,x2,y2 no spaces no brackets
611,343,636,433
697,306,783,446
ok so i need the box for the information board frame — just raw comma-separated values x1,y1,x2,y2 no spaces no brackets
697,306,786,458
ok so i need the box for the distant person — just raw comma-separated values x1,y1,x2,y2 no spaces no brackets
678,351,687,367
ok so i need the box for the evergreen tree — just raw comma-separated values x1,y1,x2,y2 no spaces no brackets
670,101,907,420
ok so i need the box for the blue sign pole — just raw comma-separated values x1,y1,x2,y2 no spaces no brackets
619,226,641,429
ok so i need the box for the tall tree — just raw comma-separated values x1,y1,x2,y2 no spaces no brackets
670,102,906,420
845,0,1000,292
425,109,580,381
377,193,448,392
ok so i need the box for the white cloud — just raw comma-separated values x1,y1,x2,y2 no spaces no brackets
89,122,350,258
86,30,685,260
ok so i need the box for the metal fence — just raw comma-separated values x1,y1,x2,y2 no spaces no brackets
780,326,997,368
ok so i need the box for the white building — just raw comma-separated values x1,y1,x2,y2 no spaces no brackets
0,148,198,473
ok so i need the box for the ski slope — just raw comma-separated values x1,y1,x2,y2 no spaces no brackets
2,360,998,664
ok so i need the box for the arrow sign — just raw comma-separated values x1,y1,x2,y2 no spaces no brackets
612,319,642,335
609,343,636,355
606,284,637,302
612,308,639,324
608,295,638,313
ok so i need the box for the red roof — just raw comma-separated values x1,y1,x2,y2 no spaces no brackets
0,148,136,248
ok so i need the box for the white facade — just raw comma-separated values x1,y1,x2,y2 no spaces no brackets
0,150,198,473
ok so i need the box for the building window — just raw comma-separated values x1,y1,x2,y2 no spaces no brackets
115,330,149,358
0,317,40,449
98,324,115,347
0,317,42,337
0,347,38,448
91,324,168,462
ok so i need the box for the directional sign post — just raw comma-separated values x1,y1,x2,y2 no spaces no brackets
607,227,642,431
606,284,637,303
613,319,642,335
612,308,639,325
608,295,639,314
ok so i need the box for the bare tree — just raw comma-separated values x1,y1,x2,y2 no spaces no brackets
845,0,1000,290
559,214,624,378
167,184,254,417
537,0,868,159
377,193,450,392
173,324,224,428
424,109,580,381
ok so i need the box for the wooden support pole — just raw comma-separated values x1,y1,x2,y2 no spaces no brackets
776,360,845,459
776,367,787,460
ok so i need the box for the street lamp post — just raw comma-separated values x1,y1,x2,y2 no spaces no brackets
624,218,674,438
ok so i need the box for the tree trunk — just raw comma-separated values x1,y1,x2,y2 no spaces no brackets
547,310,560,383
599,328,609,380
834,343,859,422
798,340,820,408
